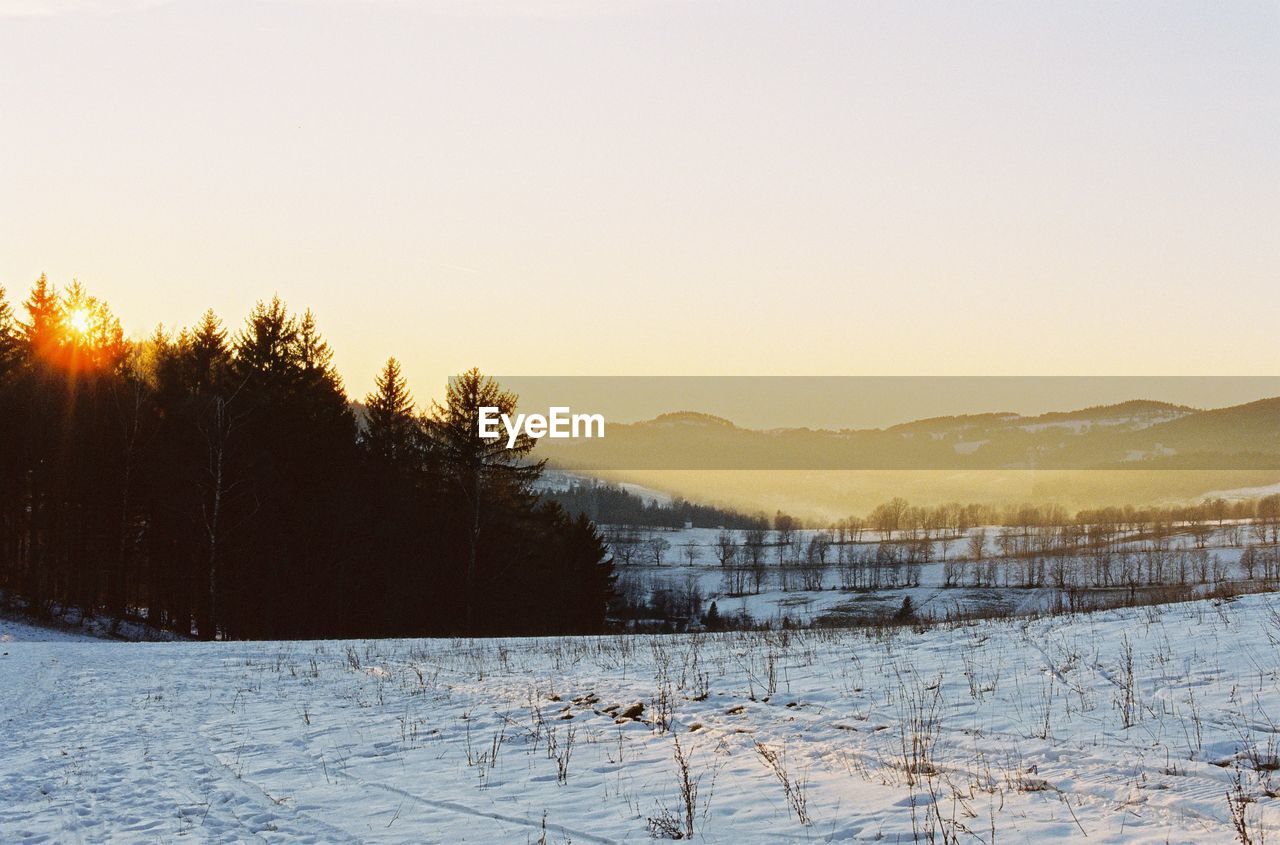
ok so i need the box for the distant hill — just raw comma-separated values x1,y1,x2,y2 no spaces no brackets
534,398,1280,471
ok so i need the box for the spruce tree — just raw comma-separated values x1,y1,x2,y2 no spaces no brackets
296,309,335,375
364,357,419,465
233,296,296,386
0,285,616,639
0,288,21,598
0,286,17,370
188,309,230,393
427,368,544,633
61,280,126,370
21,273,61,359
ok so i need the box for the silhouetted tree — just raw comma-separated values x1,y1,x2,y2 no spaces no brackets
0,279,617,639
426,368,541,633
363,358,420,465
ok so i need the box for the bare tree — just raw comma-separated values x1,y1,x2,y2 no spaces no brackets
646,535,672,566
773,511,799,564
681,541,699,566
608,529,640,565
715,529,739,567
870,497,909,541
967,528,987,563
743,527,768,593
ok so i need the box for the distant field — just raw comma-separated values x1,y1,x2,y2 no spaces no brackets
607,522,1276,628
590,468,1280,523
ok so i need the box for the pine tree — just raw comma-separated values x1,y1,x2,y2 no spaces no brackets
0,287,22,598
894,595,915,623
427,368,541,481
21,273,61,359
364,357,419,464
227,297,356,638
704,600,721,631
0,286,17,369
427,369,544,633
62,280,125,371
233,296,296,385
296,310,333,373
188,309,230,393
0,286,617,640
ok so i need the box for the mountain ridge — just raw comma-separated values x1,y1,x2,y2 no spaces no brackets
536,397,1280,470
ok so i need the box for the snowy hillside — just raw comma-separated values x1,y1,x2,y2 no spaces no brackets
0,614,98,644
0,604,187,644
4,595,1280,842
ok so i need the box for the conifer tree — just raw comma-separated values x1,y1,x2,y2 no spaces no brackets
61,280,126,371
427,368,543,633
0,286,17,370
296,309,335,376
21,273,61,359
188,309,230,393
0,281,615,639
364,357,419,465
0,288,21,595
233,296,296,386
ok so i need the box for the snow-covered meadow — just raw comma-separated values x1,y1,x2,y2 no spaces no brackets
609,524,1270,628
5,594,1280,843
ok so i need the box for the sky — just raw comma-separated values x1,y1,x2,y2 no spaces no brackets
1,0,1277,407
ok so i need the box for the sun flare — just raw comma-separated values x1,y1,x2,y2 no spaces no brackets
67,306,92,337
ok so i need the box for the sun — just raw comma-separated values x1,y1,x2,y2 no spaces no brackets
67,306,93,337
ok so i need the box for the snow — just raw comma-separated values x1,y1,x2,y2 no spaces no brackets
0,602,187,643
1202,481,1280,502
1123,444,1177,462
614,481,676,507
535,469,676,506
0,615,98,643
1019,419,1098,434
1016,411,1191,434
4,595,1280,842
608,525,1257,627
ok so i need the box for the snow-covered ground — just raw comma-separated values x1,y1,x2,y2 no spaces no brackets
0,614,98,644
611,526,1016,626
0,601,187,643
535,470,675,507
5,595,1280,843
609,525,1260,627
1203,481,1280,502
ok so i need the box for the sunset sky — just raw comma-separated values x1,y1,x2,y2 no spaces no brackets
2,0,1276,404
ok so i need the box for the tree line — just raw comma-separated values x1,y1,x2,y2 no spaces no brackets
542,479,768,531
0,276,615,639
834,496,1280,544
602,496,1280,618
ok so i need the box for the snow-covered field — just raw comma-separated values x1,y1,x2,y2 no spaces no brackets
610,525,1261,627
5,595,1280,843
1,615,98,644
0,608,184,645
